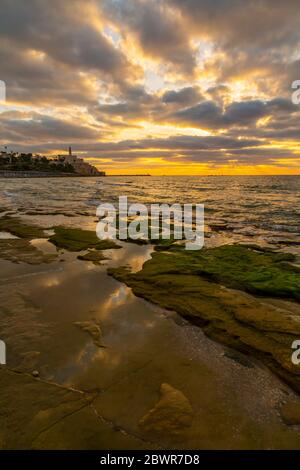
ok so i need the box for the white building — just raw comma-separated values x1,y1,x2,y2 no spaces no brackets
57,147,105,176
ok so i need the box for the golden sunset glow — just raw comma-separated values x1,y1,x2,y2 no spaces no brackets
1,0,300,175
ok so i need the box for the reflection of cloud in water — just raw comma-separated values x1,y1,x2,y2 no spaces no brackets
93,348,122,368
98,285,132,320
110,285,130,305
62,343,123,387
109,243,153,272
44,278,60,288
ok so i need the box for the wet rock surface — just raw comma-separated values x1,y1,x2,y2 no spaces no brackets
1,217,300,449
280,402,300,425
49,226,121,252
74,320,104,348
0,239,57,264
77,250,108,265
0,216,46,239
0,368,148,450
109,245,300,392
0,217,57,264
139,383,193,437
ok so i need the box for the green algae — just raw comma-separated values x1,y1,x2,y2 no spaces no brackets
188,245,299,300
108,244,300,392
0,216,122,263
0,216,46,239
114,212,181,249
127,244,299,301
49,226,121,252
0,217,57,264
77,250,108,265
0,239,56,264
123,235,177,249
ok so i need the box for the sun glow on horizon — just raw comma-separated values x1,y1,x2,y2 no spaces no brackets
0,0,299,176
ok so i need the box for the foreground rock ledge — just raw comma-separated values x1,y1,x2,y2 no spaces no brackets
109,244,300,392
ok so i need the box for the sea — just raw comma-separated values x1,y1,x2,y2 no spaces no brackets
0,175,299,251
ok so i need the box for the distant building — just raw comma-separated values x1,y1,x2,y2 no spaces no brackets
0,150,18,163
0,147,106,176
56,147,105,176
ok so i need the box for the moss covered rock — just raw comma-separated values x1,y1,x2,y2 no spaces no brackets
0,239,56,264
0,216,46,239
0,217,58,264
77,250,107,265
139,383,193,437
49,226,121,252
123,244,300,301
108,244,300,392
280,402,300,425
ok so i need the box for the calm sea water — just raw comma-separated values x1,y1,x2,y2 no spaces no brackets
0,175,299,249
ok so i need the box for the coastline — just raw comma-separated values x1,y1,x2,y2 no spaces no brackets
1,218,300,449
0,171,106,178
0,171,152,178
0,176,299,449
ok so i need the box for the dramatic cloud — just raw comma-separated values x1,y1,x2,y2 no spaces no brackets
102,0,197,75
170,98,300,130
162,87,203,104
0,0,299,174
0,111,101,143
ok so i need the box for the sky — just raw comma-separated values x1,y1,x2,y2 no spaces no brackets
0,0,300,175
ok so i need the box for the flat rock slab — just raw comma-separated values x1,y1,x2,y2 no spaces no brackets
139,383,193,436
0,368,150,450
280,402,300,425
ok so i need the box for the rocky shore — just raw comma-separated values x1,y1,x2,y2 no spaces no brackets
0,215,300,449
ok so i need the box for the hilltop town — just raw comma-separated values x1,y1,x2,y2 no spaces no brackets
0,147,105,177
